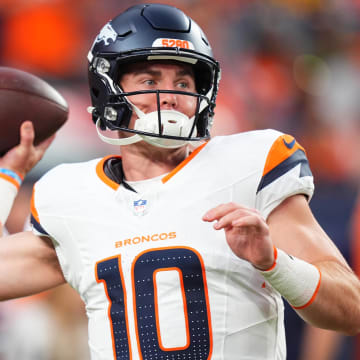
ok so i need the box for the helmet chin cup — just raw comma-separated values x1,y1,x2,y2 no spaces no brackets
131,105,195,148
95,118,142,146
95,107,197,149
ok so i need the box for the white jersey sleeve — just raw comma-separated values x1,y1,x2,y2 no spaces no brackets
30,159,103,292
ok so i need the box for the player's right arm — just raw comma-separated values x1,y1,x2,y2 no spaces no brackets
0,121,63,298
0,231,65,300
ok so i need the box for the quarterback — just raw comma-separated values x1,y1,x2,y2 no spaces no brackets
1,4,360,360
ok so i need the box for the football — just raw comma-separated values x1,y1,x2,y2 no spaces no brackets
0,67,69,156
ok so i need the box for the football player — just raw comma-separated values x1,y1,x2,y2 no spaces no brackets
1,4,360,360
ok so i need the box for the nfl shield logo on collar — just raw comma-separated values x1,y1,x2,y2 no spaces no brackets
133,199,147,216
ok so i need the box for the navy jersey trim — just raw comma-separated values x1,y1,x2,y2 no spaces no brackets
30,214,50,236
257,149,312,193
104,157,136,193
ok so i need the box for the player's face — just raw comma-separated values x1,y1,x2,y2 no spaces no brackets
119,61,197,125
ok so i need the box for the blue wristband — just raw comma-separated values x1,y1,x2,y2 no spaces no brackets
0,168,23,186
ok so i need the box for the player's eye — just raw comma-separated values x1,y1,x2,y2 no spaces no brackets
143,79,156,86
177,81,189,89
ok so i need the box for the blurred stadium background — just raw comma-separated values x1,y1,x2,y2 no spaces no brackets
1,0,360,359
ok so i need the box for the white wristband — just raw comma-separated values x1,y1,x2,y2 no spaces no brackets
0,177,18,226
259,248,321,309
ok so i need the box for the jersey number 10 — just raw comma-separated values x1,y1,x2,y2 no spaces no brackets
96,247,213,360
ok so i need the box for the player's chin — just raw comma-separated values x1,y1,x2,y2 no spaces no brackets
141,138,189,157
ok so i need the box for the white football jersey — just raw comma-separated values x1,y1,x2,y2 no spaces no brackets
31,130,314,360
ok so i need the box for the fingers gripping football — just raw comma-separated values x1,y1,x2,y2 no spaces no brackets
203,203,275,270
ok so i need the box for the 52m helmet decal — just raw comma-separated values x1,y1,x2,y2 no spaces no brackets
87,3,221,148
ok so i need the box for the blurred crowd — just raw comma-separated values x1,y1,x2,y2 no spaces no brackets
0,0,360,359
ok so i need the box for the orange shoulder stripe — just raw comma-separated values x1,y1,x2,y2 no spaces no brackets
262,134,305,177
96,155,121,191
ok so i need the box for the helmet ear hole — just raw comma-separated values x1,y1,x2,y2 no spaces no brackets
104,102,132,130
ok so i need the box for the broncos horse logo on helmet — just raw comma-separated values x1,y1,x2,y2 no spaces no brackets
92,23,118,47
87,3,221,148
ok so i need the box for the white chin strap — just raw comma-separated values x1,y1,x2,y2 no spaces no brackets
96,105,198,149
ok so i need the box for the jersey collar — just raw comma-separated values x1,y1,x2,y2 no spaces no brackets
96,141,208,191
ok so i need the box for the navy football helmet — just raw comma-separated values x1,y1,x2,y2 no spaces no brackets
87,3,220,148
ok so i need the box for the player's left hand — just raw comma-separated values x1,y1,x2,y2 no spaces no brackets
0,121,55,178
203,203,275,270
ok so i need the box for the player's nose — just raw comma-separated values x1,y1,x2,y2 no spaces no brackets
160,91,178,110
